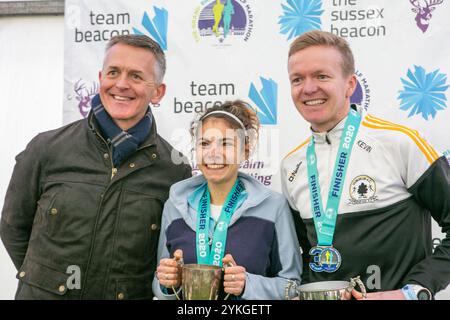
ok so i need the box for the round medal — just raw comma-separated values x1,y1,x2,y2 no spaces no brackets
319,246,341,273
309,246,342,273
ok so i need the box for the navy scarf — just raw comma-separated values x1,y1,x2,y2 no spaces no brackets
91,94,152,167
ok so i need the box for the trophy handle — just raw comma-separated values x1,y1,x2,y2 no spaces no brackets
172,256,184,300
284,279,298,300
348,276,367,299
223,261,234,300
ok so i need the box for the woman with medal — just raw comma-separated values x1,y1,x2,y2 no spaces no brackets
153,100,302,300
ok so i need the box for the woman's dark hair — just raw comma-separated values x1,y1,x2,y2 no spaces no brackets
190,100,260,160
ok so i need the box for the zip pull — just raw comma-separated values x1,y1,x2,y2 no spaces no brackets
111,167,117,179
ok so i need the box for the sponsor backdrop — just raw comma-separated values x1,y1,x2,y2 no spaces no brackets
63,0,449,296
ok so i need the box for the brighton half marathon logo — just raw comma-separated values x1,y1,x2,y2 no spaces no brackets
248,77,278,125
348,175,378,205
398,65,448,120
73,79,98,118
409,0,444,33
351,70,371,111
278,0,323,40
133,6,168,50
192,0,253,44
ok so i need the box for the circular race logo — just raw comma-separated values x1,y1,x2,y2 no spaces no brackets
309,246,342,273
319,247,342,273
351,70,371,112
349,175,377,205
192,0,253,45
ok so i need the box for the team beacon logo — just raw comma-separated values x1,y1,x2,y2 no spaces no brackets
398,65,448,120
193,0,253,44
278,0,323,40
409,0,444,33
248,77,278,125
133,6,168,50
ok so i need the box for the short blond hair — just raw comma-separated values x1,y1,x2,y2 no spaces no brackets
289,30,355,77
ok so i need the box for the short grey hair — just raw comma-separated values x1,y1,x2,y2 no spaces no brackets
105,34,166,84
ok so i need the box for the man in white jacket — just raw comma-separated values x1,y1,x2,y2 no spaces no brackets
281,30,450,300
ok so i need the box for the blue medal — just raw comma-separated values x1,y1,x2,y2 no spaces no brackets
306,109,361,273
309,246,342,273
196,178,245,267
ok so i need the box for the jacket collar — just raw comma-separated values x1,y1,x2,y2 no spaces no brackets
186,180,248,216
311,104,363,144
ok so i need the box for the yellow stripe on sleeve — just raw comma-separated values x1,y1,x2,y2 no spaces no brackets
362,116,439,164
284,137,310,159
365,114,439,160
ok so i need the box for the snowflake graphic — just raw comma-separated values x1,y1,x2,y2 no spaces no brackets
398,65,448,120
278,0,323,40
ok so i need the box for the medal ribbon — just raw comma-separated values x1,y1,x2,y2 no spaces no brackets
196,178,245,267
306,109,361,246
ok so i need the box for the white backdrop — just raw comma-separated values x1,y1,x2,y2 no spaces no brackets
0,15,64,299
1,0,449,299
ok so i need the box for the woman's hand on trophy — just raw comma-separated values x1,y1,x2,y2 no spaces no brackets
223,254,246,297
157,249,183,288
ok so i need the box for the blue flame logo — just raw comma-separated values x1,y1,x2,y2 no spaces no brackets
398,65,448,120
249,77,278,125
279,0,323,40
133,6,168,51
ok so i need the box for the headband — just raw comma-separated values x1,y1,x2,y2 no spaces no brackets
200,111,247,135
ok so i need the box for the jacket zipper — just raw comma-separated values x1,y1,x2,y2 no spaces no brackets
93,131,116,180
83,124,160,297
81,130,116,298
111,167,117,179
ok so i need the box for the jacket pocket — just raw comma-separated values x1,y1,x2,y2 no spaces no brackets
45,192,62,237
16,257,70,299
34,191,57,226
35,188,62,238
116,190,163,266
114,272,154,300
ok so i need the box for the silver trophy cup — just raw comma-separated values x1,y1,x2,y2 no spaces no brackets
296,276,367,300
181,264,223,300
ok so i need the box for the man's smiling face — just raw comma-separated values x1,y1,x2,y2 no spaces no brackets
99,43,165,130
288,45,356,132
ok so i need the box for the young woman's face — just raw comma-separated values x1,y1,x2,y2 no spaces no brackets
196,117,246,186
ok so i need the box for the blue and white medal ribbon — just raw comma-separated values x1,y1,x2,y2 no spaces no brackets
196,178,245,267
306,109,361,273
